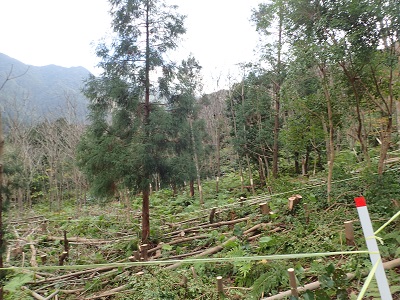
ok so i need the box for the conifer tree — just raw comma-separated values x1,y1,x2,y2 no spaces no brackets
78,0,185,243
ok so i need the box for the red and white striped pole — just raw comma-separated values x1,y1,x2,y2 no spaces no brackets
354,196,392,300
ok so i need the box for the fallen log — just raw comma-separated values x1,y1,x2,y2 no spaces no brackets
262,258,400,300
243,223,271,236
84,271,144,299
9,215,47,225
167,217,250,237
21,287,45,300
166,236,238,270
59,288,85,294
29,243,38,268
247,227,283,242
147,235,208,254
165,249,205,260
84,284,129,300
30,266,115,284
42,235,136,245
21,286,59,300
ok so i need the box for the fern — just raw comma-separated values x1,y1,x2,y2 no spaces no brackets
226,246,253,278
4,273,32,293
251,263,289,298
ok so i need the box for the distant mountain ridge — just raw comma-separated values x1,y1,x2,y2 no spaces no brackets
0,53,91,121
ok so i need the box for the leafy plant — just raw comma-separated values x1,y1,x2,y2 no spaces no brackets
303,263,350,300
251,262,289,298
4,272,32,300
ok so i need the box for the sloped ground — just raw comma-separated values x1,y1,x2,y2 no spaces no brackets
4,171,400,300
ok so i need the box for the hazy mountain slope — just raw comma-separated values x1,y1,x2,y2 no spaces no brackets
0,53,91,121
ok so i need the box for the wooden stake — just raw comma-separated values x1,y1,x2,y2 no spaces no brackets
58,251,68,266
140,244,148,261
209,207,217,224
288,268,299,298
63,230,69,253
40,254,47,265
216,276,224,295
344,221,355,246
259,202,270,215
191,266,197,279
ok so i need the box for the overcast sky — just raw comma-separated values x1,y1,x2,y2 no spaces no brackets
1,0,264,91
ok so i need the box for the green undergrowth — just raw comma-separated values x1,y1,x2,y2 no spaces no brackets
4,163,400,299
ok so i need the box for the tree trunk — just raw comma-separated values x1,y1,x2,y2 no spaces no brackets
246,154,255,196
396,101,400,148
141,187,150,244
319,66,335,203
215,119,220,194
189,180,195,197
294,151,300,174
258,156,266,187
263,155,270,179
141,0,151,244
272,10,283,179
189,118,203,206
228,88,245,192
378,113,394,175
303,147,310,176
238,156,244,193
340,65,370,163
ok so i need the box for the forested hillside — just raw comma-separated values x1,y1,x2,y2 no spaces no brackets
0,53,90,122
0,0,399,299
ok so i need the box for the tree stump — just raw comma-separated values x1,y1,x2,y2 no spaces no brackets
259,202,271,215
288,194,302,211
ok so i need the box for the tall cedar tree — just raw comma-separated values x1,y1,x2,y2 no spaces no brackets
78,0,185,243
